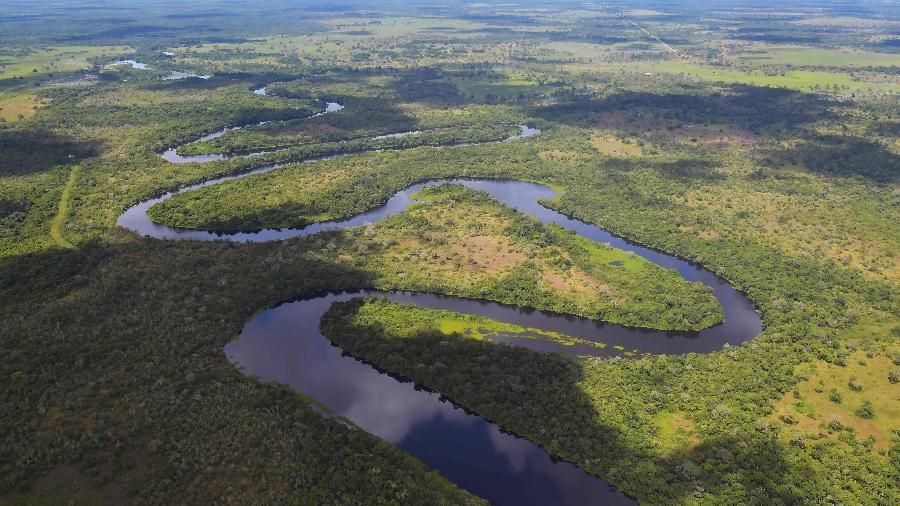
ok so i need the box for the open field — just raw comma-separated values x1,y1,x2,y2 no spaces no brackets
0,45,130,79
344,296,609,351
730,46,900,68
772,347,899,450
0,94,50,122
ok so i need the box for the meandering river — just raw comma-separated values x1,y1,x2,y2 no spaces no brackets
119,93,762,505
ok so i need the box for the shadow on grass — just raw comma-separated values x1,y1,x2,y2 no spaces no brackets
0,129,103,177
761,134,899,183
391,68,468,106
527,85,837,134
603,157,723,183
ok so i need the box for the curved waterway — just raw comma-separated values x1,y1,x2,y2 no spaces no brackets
119,95,762,504
160,101,345,164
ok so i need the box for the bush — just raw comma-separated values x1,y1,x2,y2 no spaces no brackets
828,389,842,404
855,401,874,419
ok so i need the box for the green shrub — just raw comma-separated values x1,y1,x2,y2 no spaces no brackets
828,389,842,404
855,401,874,419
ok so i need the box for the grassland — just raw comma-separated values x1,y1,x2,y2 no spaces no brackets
49,165,78,249
0,45,130,79
546,41,899,93
673,176,900,284
588,131,644,156
167,17,506,71
0,94,50,122
321,16,491,36
793,16,900,29
591,60,897,93
650,63,899,93
772,347,899,450
344,297,608,352
652,411,700,455
730,46,900,68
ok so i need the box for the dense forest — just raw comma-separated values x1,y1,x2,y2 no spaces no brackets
0,0,897,504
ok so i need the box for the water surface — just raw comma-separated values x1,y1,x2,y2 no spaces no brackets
105,59,149,69
162,70,212,80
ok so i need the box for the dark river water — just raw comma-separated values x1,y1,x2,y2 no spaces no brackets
119,99,762,504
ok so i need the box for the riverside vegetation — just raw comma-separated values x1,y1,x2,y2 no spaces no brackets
1,1,898,504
